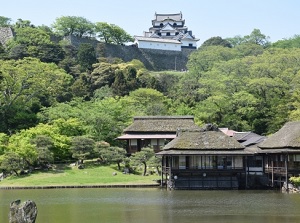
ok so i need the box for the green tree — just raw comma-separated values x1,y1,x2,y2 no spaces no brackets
0,58,73,133
89,62,117,91
148,155,162,175
187,47,300,134
7,44,28,59
95,22,113,43
7,120,78,162
0,16,12,27
53,118,86,137
187,46,238,75
235,43,264,57
130,148,155,176
77,43,97,70
13,27,52,46
226,29,270,48
58,43,80,77
34,43,65,63
0,133,8,155
110,24,133,44
244,29,270,47
14,19,34,28
70,74,90,98
70,136,95,164
272,35,300,48
96,146,127,170
0,152,22,176
226,35,245,48
200,36,232,48
38,97,133,145
0,43,8,59
6,26,64,62
111,69,127,96
52,16,94,37
31,135,54,167
128,88,170,115
7,132,37,168
95,22,133,44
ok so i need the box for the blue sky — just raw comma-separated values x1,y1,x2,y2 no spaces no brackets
2,0,299,44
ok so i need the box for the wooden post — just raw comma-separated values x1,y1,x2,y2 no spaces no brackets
161,156,164,187
245,156,248,189
271,158,274,187
285,154,289,192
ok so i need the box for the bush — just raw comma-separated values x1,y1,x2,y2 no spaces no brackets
290,176,300,187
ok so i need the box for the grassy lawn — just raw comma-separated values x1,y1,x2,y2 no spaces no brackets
0,163,160,187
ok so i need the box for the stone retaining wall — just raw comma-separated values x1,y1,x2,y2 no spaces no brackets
0,27,14,46
66,35,195,71
97,43,194,71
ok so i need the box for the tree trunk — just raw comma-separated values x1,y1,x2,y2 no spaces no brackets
156,166,161,175
143,162,147,176
13,170,19,176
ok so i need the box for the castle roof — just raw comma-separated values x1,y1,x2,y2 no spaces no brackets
154,12,183,22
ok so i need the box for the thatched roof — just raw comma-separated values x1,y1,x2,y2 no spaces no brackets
123,116,200,133
161,127,245,151
259,121,300,149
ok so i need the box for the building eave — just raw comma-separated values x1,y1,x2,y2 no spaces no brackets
117,134,176,140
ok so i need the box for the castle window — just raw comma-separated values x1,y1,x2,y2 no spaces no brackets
175,32,179,35
158,32,161,36
173,23,177,27
167,32,170,36
160,23,163,27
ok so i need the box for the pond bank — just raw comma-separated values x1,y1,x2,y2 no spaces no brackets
0,183,160,190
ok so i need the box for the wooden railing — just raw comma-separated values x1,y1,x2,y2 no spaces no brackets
265,167,286,174
162,167,245,175
265,167,300,175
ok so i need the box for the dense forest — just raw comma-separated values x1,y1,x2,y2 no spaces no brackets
1,15,300,175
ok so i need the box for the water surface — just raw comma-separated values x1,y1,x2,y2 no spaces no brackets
1,188,300,223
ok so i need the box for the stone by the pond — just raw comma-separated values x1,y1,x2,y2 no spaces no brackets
9,200,38,223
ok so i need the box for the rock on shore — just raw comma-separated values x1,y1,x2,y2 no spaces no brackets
9,200,37,223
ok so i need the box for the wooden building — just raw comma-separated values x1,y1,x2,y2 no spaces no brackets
255,121,300,188
157,121,300,190
156,125,252,189
117,116,200,154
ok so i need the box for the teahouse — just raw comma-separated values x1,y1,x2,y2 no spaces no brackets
156,124,252,189
156,121,300,190
256,121,300,188
117,116,200,154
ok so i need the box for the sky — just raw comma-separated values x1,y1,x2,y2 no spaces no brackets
2,0,300,45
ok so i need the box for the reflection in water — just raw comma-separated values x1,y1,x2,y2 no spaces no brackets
1,188,300,223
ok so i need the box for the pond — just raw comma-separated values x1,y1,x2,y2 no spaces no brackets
1,188,300,223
